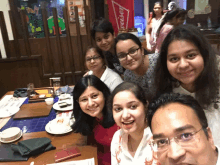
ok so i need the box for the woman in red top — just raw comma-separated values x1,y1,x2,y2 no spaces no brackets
72,75,118,165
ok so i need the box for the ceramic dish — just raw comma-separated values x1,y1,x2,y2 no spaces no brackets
0,127,22,143
53,97,73,111
45,118,74,135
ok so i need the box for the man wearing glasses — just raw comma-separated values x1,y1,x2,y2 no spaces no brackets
147,93,219,165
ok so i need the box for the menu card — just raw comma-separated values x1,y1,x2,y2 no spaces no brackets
0,95,27,109
47,158,95,165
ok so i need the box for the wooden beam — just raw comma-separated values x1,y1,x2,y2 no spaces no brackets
0,11,11,58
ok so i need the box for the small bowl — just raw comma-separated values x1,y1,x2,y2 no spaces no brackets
45,98,54,105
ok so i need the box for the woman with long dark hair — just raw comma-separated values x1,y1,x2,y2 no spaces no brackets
72,75,118,165
154,8,187,53
154,24,220,146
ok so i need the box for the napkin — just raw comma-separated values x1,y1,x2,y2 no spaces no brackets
0,144,29,162
11,137,56,156
57,85,74,95
13,88,28,97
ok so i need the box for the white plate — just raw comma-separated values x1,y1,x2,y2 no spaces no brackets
53,102,73,111
45,122,73,135
0,107,20,118
0,131,22,143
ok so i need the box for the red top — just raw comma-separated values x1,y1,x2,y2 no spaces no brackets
88,117,119,165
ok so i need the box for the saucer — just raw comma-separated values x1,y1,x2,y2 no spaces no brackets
0,127,22,143
45,118,74,135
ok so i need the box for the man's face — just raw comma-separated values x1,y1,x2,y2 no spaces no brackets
151,102,217,165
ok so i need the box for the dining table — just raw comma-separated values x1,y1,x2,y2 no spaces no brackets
0,91,98,165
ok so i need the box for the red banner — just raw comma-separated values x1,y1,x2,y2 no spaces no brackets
107,0,134,35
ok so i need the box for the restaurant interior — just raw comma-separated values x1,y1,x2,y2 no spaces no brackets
0,0,220,164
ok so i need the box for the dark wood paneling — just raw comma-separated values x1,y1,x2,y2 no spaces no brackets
9,10,21,58
52,8,66,84
0,56,42,97
186,0,220,27
42,9,54,75
0,4,107,97
74,6,85,73
0,11,11,58
20,10,31,57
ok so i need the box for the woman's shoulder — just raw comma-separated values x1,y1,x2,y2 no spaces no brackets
106,67,123,79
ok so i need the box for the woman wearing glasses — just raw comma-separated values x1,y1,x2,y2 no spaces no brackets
109,82,159,164
115,33,158,98
84,47,123,92
154,24,220,146
71,75,119,165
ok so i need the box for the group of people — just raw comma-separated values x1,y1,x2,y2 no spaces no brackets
70,3,220,165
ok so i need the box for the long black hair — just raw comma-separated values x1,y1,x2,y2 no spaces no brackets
156,8,186,36
71,75,115,136
154,24,219,107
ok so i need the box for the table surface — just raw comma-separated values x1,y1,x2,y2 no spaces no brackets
0,92,98,165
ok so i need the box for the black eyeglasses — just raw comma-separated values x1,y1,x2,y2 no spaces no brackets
117,48,140,61
86,56,101,63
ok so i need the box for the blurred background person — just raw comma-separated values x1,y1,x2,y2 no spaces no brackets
155,8,187,54
168,1,178,11
146,1,164,53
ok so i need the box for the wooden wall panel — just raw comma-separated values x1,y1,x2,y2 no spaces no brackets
49,37,62,74
60,37,72,73
0,57,42,97
0,5,98,97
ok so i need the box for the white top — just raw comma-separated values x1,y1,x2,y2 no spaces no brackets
173,85,220,147
100,67,123,92
111,127,159,165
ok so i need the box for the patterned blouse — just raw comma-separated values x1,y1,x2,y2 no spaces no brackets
124,53,159,98
111,127,160,165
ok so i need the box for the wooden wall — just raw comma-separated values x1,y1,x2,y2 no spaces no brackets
0,3,95,98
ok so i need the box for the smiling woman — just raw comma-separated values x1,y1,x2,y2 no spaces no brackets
108,82,159,164
115,33,158,98
71,75,119,165
84,47,123,92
